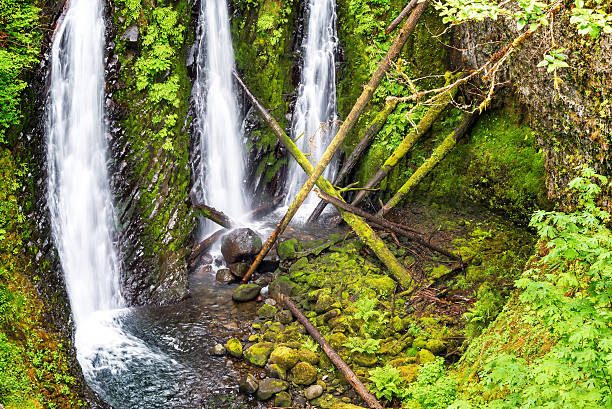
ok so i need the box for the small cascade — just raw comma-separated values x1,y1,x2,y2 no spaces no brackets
284,0,338,212
194,0,249,232
47,0,123,338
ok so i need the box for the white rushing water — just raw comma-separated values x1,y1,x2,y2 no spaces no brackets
46,1,186,404
47,0,123,332
284,0,338,211
194,0,249,232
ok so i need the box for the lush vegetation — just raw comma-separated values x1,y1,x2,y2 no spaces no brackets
0,0,41,144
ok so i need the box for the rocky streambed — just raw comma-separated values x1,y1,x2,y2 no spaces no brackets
199,203,535,408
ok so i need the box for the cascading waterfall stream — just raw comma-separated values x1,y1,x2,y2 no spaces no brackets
47,1,204,407
47,0,122,339
194,0,249,233
284,0,338,214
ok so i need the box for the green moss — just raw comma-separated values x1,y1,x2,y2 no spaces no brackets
0,149,85,407
245,342,275,366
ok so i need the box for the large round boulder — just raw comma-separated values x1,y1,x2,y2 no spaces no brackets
221,228,263,264
232,284,262,302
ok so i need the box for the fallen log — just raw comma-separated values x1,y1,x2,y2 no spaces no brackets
190,190,234,229
189,229,226,267
386,0,419,34
307,99,399,223
247,193,285,219
314,189,460,260
281,295,384,409
350,84,457,208
243,1,430,278
377,111,479,217
234,70,414,289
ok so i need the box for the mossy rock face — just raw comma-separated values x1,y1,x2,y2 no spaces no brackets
398,364,420,383
245,342,275,367
269,346,299,370
232,284,262,302
277,238,298,260
416,349,436,364
226,338,243,358
291,361,318,385
258,303,278,319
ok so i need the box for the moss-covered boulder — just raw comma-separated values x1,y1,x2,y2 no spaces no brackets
277,238,298,260
353,352,378,367
328,332,349,350
256,378,289,400
266,363,287,380
269,276,297,300
258,303,278,319
232,284,261,302
398,364,420,383
245,342,275,367
416,349,436,364
298,349,320,365
291,361,318,385
274,391,292,407
269,346,299,370
314,293,334,313
426,338,446,355
413,336,428,349
225,338,243,358
276,310,294,324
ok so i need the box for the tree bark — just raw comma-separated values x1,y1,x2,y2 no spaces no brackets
234,70,414,289
281,295,384,409
377,111,478,216
190,191,234,229
314,189,459,260
351,85,456,207
386,0,419,34
245,1,430,278
307,99,399,223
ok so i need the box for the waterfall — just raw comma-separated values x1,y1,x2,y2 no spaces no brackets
194,0,248,231
285,0,338,208
47,0,123,334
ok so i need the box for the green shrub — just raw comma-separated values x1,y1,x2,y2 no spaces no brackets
368,364,407,401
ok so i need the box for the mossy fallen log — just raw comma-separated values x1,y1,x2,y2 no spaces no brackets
240,1,430,281
350,84,457,207
307,99,399,223
377,111,479,216
234,70,414,290
281,295,384,409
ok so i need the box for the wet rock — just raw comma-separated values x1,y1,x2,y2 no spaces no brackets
269,276,297,300
266,363,286,380
298,349,319,365
258,303,278,319
229,262,249,278
269,346,299,370
277,238,298,260
221,228,262,263
304,384,323,400
276,310,293,324
121,25,139,43
216,268,234,284
416,349,435,364
238,374,259,394
291,361,317,385
225,338,243,358
232,284,262,302
353,352,377,367
211,344,226,356
426,339,446,355
258,257,280,273
245,342,275,366
274,391,292,407
256,378,288,400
